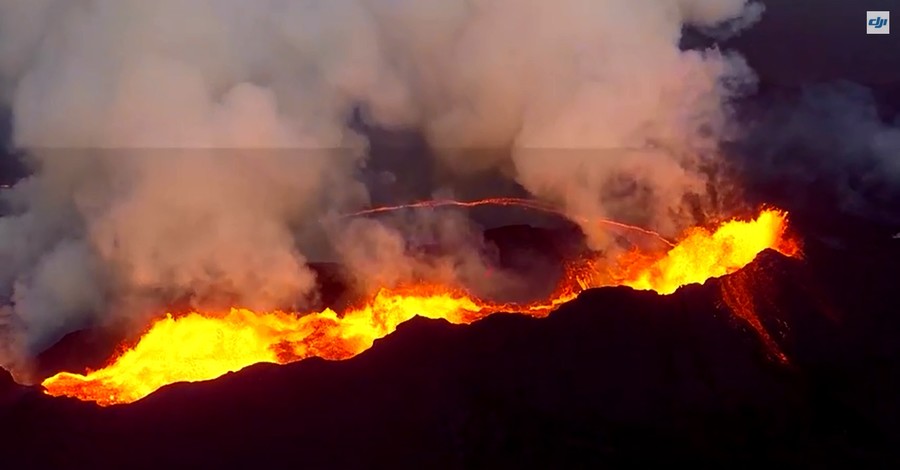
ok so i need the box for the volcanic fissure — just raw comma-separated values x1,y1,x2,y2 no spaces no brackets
40,206,799,407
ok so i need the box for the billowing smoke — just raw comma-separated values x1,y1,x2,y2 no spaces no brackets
0,0,763,374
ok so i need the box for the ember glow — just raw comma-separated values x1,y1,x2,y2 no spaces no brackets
42,208,799,406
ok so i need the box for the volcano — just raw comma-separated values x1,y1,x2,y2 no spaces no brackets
34,208,797,406
3,217,899,467
2,1,900,466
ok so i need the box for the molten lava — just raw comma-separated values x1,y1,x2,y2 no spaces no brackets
610,209,799,295
42,208,799,406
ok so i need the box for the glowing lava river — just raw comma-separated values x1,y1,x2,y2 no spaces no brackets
42,208,800,406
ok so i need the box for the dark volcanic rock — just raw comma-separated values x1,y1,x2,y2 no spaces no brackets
3,237,900,468
34,326,127,380
0,368,22,398
0,368,32,421
481,223,587,302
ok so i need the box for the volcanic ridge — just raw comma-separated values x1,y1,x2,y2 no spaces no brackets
3,214,899,467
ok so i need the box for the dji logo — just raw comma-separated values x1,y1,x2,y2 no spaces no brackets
867,11,890,34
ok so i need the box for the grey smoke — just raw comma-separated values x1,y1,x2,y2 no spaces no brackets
733,81,900,226
0,0,763,376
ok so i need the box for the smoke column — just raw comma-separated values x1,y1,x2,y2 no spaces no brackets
0,0,763,376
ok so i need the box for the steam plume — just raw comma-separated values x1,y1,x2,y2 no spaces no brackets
0,0,763,374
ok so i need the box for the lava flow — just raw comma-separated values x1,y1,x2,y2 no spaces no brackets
42,208,799,406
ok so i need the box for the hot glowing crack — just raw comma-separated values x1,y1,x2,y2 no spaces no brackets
42,208,799,406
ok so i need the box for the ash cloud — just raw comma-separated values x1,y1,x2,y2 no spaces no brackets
0,0,763,375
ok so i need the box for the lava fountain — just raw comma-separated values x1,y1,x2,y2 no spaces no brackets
42,208,799,406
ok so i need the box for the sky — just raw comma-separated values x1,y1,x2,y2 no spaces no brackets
725,0,900,85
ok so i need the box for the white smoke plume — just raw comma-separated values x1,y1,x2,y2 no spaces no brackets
0,0,763,374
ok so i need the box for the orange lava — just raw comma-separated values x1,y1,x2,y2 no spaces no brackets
42,209,799,406
608,209,799,295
